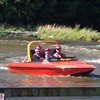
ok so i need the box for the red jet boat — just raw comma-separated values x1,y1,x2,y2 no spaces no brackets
7,40,96,76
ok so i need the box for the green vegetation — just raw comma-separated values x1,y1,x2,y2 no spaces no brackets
37,25,100,42
0,24,36,39
0,1,100,31
0,24,100,42
0,1,100,41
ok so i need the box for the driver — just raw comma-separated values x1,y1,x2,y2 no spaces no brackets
53,45,66,58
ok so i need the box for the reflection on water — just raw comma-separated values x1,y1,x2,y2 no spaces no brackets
0,40,100,87
2,71,100,87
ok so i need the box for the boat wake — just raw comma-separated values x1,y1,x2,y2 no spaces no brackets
0,66,8,70
6,56,25,62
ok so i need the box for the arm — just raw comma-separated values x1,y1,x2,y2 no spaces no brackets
32,55,44,62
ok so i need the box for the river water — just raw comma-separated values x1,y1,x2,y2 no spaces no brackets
0,40,100,87
0,40,100,99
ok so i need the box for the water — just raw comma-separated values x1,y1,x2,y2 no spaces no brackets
0,40,100,87
0,40,100,99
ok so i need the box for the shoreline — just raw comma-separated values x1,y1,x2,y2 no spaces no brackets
0,38,99,46
0,25,100,43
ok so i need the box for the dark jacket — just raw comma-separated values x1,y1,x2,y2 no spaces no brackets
32,54,44,62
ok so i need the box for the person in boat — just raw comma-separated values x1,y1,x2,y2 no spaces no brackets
32,46,44,62
53,45,66,58
42,48,53,62
44,48,53,59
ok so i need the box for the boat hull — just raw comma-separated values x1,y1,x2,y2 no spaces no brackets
7,61,96,76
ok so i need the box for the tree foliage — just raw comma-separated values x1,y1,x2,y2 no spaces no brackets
0,0,100,30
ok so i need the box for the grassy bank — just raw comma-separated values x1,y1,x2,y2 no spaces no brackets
37,25,100,42
0,24,100,42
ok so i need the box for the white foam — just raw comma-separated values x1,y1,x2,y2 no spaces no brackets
6,56,25,62
0,67,8,70
96,44,100,47
84,59,100,64
0,54,3,57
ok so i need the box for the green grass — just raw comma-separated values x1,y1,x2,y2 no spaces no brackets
0,24,100,42
37,24,100,42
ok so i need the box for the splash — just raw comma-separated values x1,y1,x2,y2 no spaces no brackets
0,66,8,70
84,59,100,64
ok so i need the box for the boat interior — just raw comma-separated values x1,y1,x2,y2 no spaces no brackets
30,48,56,61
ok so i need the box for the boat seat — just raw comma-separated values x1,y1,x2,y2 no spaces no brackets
30,49,35,58
40,49,45,58
49,48,56,55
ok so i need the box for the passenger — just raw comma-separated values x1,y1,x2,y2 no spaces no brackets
44,48,52,59
32,46,44,62
53,45,66,58
42,48,53,63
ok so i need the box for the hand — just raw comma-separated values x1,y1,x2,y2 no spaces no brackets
40,57,44,60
